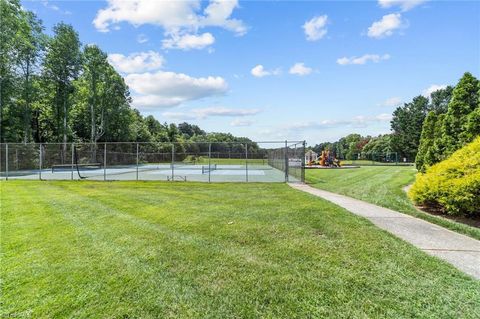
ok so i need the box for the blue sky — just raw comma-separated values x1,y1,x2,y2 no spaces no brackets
24,0,480,144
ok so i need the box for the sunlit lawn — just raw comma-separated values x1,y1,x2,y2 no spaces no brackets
306,166,480,240
1,181,479,318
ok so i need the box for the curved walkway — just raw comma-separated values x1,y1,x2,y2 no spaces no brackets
289,183,480,280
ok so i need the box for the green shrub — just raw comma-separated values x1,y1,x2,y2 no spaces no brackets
408,136,480,216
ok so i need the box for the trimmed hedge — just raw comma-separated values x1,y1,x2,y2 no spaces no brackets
408,136,480,216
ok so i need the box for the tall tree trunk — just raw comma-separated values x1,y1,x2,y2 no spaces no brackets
23,60,30,143
62,87,67,163
90,100,96,162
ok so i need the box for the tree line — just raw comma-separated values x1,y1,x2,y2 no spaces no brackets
312,72,480,168
0,0,258,155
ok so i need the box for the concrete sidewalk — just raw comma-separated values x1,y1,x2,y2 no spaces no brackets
289,183,480,280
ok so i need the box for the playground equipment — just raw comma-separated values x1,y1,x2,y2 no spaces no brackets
306,149,341,167
319,150,341,167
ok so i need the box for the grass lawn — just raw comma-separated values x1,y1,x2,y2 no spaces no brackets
1,181,479,318
191,157,267,165
339,160,413,166
306,166,480,240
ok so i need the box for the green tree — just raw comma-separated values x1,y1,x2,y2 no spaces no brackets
390,95,429,161
43,22,82,152
415,111,437,171
83,45,108,145
16,10,45,142
442,72,480,155
362,134,393,158
0,0,23,142
428,86,453,114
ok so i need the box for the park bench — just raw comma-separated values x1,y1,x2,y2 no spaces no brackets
51,163,102,172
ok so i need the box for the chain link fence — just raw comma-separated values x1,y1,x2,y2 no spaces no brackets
0,141,305,183
339,152,414,166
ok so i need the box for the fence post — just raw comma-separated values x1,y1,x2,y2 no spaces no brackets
284,140,288,182
171,144,174,181
103,143,107,181
5,143,8,181
245,143,248,182
136,143,139,181
208,143,211,183
39,144,42,180
71,143,74,180
302,141,306,183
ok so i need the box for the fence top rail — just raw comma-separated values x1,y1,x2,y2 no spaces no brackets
1,140,305,146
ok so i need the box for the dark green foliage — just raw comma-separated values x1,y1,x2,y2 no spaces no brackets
390,95,429,161
43,23,82,144
428,86,453,114
415,111,437,172
416,73,480,171
0,0,41,142
361,134,393,157
312,133,371,159
442,72,480,155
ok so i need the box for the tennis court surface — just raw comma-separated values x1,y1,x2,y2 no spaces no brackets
0,141,305,183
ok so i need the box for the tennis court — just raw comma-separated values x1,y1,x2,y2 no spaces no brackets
0,141,305,183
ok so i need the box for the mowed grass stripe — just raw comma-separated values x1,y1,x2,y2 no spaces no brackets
2,181,480,318
306,166,480,240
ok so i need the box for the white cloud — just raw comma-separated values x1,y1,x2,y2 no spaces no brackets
251,65,280,78
337,54,391,65
378,0,427,11
108,51,164,73
422,84,447,98
193,107,260,118
41,0,70,14
161,112,198,121
163,107,260,120
381,97,403,107
137,34,148,44
287,113,392,130
162,32,215,50
201,0,247,35
303,15,328,41
289,63,313,76
93,0,246,36
367,13,405,38
374,113,393,121
125,71,228,108
230,118,254,127
42,0,59,11
251,65,268,77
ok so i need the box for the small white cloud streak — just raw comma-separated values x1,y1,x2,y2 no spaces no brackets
230,118,254,127
286,113,392,130
381,97,403,107
137,34,148,43
303,15,328,41
251,65,281,78
378,0,427,11
162,107,261,121
289,63,313,76
367,13,405,38
162,32,215,50
108,51,165,73
337,54,390,65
